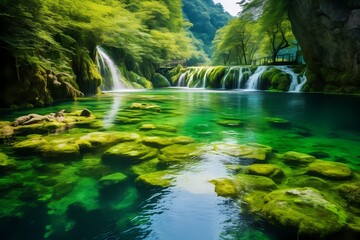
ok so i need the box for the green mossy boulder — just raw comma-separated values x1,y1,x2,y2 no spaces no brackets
151,73,171,88
135,170,174,188
13,121,68,135
99,172,128,188
131,158,160,176
158,144,202,165
233,174,278,193
13,136,47,153
130,103,160,112
285,176,330,190
40,139,80,159
307,160,352,180
116,117,142,125
265,117,291,128
247,164,284,182
282,151,316,165
213,143,272,161
142,136,194,149
210,178,237,198
139,124,157,131
271,72,291,91
102,142,158,165
216,119,244,127
258,187,347,236
0,152,16,172
338,182,360,206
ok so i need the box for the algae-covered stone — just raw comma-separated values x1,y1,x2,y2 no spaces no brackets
131,159,160,176
210,178,237,198
142,136,194,149
102,142,158,165
265,117,291,128
259,187,347,236
213,143,271,161
247,164,284,182
158,144,202,164
308,160,352,180
139,124,157,131
171,136,194,145
233,174,278,193
338,182,360,206
135,171,174,188
0,152,16,172
13,137,47,153
99,173,127,188
130,103,160,111
117,117,142,125
216,119,244,127
282,151,315,165
286,176,330,190
40,139,80,159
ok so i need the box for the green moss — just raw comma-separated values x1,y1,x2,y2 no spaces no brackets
207,66,226,88
247,164,284,183
151,73,171,88
308,160,353,180
135,170,174,188
213,143,272,161
99,172,128,188
158,144,202,165
282,151,315,165
233,174,278,193
131,158,160,176
210,178,237,198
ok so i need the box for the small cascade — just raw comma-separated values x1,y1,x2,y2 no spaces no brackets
246,66,267,90
221,67,234,89
237,67,251,89
202,68,213,88
275,66,307,92
96,46,128,91
295,70,307,92
178,71,188,87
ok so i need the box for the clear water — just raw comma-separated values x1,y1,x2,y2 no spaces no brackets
0,89,359,240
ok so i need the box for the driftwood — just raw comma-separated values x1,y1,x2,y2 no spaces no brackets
11,109,66,126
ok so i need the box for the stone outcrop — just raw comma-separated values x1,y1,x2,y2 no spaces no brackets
288,0,360,93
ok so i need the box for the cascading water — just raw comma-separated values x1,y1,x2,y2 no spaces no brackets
295,70,307,92
246,66,267,90
96,46,128,91
237,67,251,89
275,66,307,92
178,71,188,87
202,68,213,88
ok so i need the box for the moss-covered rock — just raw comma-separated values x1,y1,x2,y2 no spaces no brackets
285,176,330,190
40,139,80,159
234,174,278,193
102,142,158,165
0,152,16,172
265,117,291,128
142,136,194,149
213,143,272,161
338,182,360,206
282,151,316,165
116,117,142,125
135,170,174,188
99,172,128,188
210,178,237,198
130,103,160,111
131,158,160,176
158,144,202,165
151,73,171,88
247,164,284,182
13,136,47,153
139,124,157,131
258,187,347,236
216,119,244,127
308,160,352,180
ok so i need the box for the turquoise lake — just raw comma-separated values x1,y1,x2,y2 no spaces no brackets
0,89,359,240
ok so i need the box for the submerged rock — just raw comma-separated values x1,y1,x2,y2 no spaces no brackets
216,119,244,127
139,124,157,131
99,172,127,188
307,160,352,180
40,139,80,159
213,143,272,161
135,171,174,188
102,142,158,165
265,117,291,128
142,136,194,149
130,103,160,112
247,164,284,182
338,182,360,206
131,158,160,176
0,152,16,172
80,108,92,117
158,144,202,165
210,178,237,198
13,136,47,153
282,151,316,165
255,187,347,236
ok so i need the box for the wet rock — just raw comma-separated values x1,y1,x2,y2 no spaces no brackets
210,178,237,198
13,136,47,153
234,174,278,193
286,176,330,190
102,142,158,165
158,144,202,165
99,172,127,188
116,117,142,125
142,136,194,149
255,187,347,236
40,139,80,159
80,108,92,117
307,160,352,180
0,152,16,172
247,164,284,182
139,124,157,131
135,171,174,188
171,136,194,145
131,159,160,176
265,117,291,128
216,119,244,127
338,182,360,206
13,121,68,135
282,151,316,165
130,103,160,111
213,143,272,161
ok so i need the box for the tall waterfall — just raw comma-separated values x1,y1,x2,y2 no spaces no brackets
246,66,267,90
96,46,127,91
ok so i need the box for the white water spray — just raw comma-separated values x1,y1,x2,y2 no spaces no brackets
246,66,267,90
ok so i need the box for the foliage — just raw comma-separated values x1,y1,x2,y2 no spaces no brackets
182,0,232,58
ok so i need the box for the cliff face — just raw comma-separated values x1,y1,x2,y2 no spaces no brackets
288,0,360,92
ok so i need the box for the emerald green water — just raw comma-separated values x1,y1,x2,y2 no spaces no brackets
0,89,359,239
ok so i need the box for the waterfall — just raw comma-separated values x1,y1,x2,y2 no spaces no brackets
246,66,267,90
295,70,307,92
178,71,188,87
238,67,251,89
275,66,307,92
221,67,233,89
96,46,128,91
202,68,213,88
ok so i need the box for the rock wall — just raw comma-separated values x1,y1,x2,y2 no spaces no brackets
288,0,360,93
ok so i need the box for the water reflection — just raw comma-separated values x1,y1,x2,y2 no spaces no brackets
103,95,121,128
